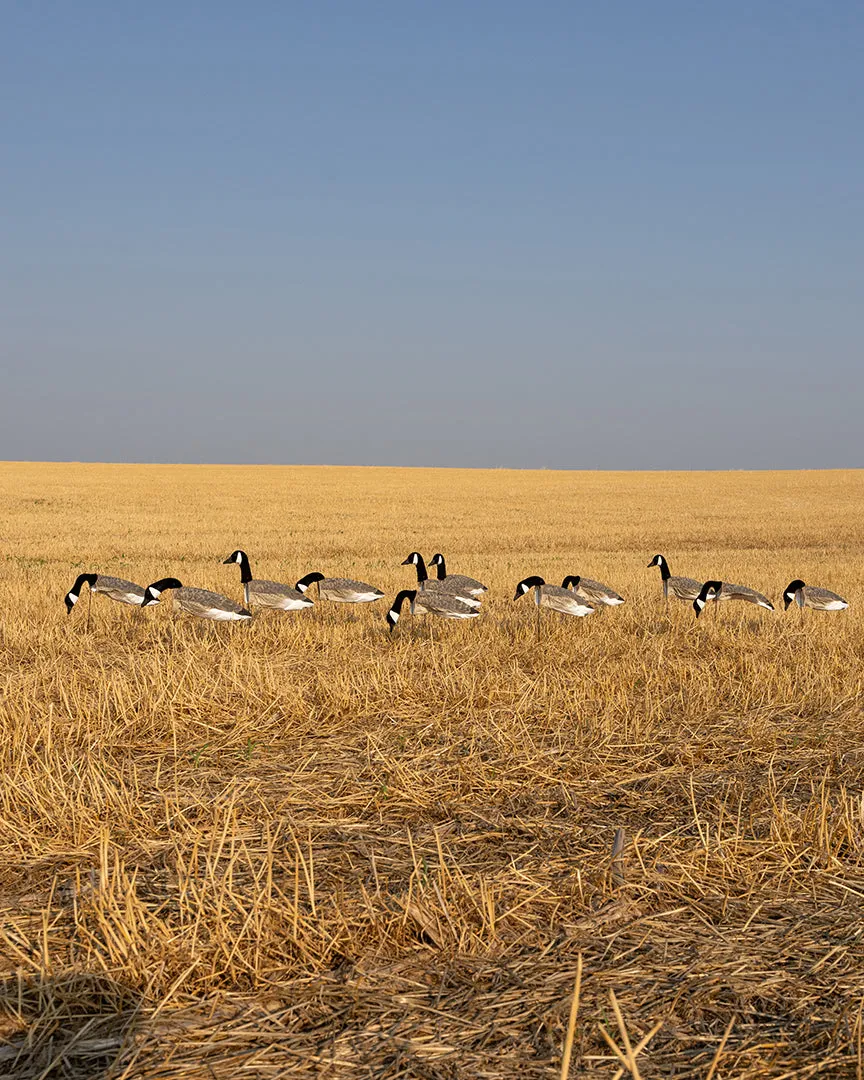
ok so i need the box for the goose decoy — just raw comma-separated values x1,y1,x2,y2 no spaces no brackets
647,554,703,604
223,550,313,612
783,579,849,612
562,574,625,607
401,553,481,607
294,572,384,605
693,581,723,618
141,578,251,621
386,588,480,633
514,576,594,641
64,573,147,630
428,553,487,597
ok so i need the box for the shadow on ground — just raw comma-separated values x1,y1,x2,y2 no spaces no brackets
0,973,140,1080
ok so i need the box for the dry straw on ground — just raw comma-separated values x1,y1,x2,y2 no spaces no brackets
1,462,863,1078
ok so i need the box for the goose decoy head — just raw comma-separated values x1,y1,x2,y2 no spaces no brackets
647,554,665,569
223,550,247,565
386,589,416,632
514,576,545,600
401,552,423,566
64,573,97,613
693,580,722,618
783,580,806,610
141,578,183,606
295,572,324,593
561,575,581,590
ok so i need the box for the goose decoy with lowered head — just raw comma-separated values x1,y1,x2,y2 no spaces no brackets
294,572,384,605
141,578,252,621
386,588,480,633
223,550,313,612
401,553,481,607
64,572,147,630
693,581,723,618
783,579,849,612
562,574,625,607
514,576,594,640
64,573,146,614
647,554,703,604
428,553,487,597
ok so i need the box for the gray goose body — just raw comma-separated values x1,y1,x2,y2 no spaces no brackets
401,553,481,608
563,575,625,606
295,573,384,604
784,580,848,612
224,550,313,611
428,554,487,597
142,578,251,621
715,583,774,611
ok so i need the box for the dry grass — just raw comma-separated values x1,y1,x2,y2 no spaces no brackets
1,462,863,1078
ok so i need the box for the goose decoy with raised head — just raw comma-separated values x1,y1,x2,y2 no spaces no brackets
562,574,625,607
401,553,481,608
428,553,487,597
647,554,703,604
783,580,848,612
223,550,313,612
294,572,384,605
386,588,480,633
141,578,251,621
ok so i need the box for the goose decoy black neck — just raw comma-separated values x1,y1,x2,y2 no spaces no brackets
561,575,581,590
429,553,447,580
64,573,98,613
142,578,183,606
514,575,545,600
295,572,325,593
223,549,253,584
387,589,417,632
693,580,722,618
648,554,671,580
783,580,806,610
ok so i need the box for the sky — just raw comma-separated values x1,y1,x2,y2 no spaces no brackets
1,2,862,469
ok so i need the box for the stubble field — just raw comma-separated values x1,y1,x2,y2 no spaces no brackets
1,462,863,1079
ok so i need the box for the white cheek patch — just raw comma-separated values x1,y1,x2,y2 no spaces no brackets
67,593,78,606
389,610,400,623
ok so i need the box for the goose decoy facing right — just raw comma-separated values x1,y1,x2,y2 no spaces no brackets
514,576,594,641
428,553,487,597
562,575,625,607
223,550,313,612
141,579,252,621
401,553,481,607
783,580,849,612
647,554,703,604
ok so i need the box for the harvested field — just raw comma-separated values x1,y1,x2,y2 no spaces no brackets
1,462,863,1078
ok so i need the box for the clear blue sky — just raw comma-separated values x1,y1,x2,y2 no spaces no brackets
2,2,862,468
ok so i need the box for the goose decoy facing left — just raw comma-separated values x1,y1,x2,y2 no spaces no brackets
294,572,384,605
428,553,487,597
693,581,723,618
562,575,625,607
401,553,481,607
141,578,252,621
64,572,147,630
647,554,703,604
514,576,594,641
223,550,313,612
783,579,849,612
386,588,480,633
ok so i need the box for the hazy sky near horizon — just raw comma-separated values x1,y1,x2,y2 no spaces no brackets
2,3,862,469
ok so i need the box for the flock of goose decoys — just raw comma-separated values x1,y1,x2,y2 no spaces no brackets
62,550,850,637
